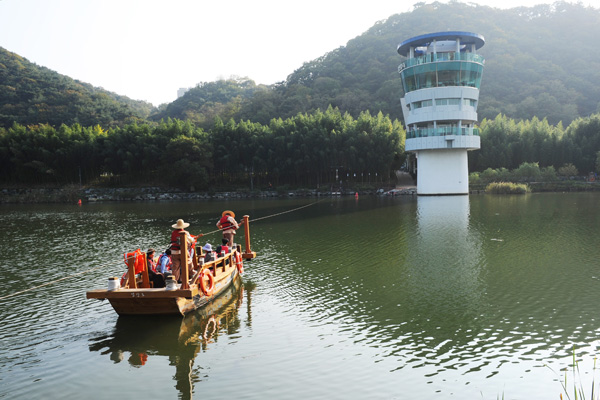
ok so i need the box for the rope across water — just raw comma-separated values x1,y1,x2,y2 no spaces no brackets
0,198,325,301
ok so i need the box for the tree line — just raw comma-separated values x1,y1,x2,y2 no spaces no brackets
472,114,600,175
2,108,599,191
0,107,405,190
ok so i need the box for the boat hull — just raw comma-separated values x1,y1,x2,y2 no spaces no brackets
87,264,241,316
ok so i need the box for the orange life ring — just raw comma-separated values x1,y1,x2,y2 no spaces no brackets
200,269,215,296
235,252,243,275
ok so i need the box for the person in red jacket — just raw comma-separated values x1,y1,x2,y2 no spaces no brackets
216,210,239,246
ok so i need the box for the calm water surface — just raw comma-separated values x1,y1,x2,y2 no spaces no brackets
1,193,599,399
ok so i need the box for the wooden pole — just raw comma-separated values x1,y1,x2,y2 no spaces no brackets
127,253,137,289
180,231,189,289
141,252,150,288
242,215,256,259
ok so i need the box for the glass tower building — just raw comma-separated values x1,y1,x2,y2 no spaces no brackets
398,31,485,195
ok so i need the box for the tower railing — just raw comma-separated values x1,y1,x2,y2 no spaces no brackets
398,53,485,72
406,127,480,139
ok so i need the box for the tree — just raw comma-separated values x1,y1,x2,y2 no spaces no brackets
558,163,578,178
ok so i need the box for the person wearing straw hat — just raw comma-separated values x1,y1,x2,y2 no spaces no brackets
216,210,239,247
170,219,194,282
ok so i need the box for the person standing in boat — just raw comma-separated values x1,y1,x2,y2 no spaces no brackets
170,219,194,282
216,210,239,246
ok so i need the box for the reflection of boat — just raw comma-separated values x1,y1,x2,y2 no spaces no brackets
87,215,257,316
89,279,247,399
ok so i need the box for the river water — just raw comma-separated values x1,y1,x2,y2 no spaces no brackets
1,193,599,399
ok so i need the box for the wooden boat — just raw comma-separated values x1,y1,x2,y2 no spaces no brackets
86,215,257,316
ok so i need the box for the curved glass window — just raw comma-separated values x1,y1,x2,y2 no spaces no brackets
400,61,484,94
435,98,461,106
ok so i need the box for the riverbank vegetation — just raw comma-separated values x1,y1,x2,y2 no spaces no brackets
484,182,530,194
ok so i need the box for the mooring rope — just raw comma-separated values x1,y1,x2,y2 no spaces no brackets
0,198,325,301
0,264,108,301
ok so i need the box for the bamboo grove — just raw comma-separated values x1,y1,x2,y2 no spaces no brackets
2,107,600,191
0,107,405,190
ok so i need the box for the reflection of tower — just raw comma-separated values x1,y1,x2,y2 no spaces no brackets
408,196,483,313
397,32,485,195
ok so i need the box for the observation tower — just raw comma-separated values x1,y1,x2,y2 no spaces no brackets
397,31,485,195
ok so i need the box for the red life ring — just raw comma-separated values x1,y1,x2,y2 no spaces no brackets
235,252,243,275
200,270,215,296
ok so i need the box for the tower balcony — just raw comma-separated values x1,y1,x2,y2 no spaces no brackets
398,52,485,73
406,126,479,139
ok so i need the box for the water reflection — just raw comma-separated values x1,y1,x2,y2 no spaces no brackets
409,195,484,317
88,279,251,400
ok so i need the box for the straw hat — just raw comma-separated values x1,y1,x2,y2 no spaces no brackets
202,243,212,252
222,210,235,218
172,219,190,229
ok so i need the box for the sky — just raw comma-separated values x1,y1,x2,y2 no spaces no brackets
0,0,596,106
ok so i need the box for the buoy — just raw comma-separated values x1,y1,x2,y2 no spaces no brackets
107,276,120,291
355,192,359,199
78,199,82,206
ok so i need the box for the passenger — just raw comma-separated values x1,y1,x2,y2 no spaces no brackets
202,243,215,263
215,238,231,266
215,238,230,256
170,219,194,283
146,248,165,288
216,210,239,246
156,248,172,274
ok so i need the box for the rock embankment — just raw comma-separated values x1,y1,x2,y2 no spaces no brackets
0,186,415,204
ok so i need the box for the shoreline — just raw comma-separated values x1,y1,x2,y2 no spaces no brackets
1,181,597,204
0,185,415,204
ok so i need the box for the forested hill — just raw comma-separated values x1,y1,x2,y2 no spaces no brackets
2,1,599,129
154,1,600,128
0,47,155,128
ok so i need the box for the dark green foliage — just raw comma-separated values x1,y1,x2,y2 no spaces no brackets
0,47,154,128
0,108,404,188
471,112,600,175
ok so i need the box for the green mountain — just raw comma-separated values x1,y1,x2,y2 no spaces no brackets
2,1,599,129
154,1,600,127
149,77,270,126
0,47,154,128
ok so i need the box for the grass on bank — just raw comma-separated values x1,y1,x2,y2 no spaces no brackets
485,182,531,194
547,349,600,400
